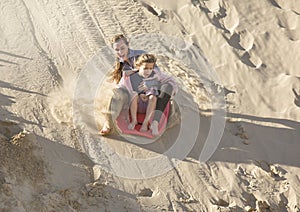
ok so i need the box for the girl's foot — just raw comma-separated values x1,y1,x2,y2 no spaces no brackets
150,120,159,136
140,122,148,132
128,121,137,130
99,124,111,136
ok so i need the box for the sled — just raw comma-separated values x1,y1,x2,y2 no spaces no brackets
115,102,170,139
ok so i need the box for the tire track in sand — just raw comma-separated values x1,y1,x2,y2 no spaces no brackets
80,0,158,41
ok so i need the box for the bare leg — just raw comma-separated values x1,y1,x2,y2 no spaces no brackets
100,87,129,135
128,95,138,130
141,95,157,132
99,122,111,135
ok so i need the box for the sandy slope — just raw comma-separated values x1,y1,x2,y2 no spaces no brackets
0,0,300,211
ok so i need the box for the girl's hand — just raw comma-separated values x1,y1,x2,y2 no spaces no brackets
138,82,148,92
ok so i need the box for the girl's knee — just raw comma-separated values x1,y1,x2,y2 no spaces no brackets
132,95,139,103
159,83,173,99
148,95,157,102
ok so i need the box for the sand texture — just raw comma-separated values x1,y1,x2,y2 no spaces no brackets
0,0,300,211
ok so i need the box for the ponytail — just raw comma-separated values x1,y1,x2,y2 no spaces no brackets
110,61,124,84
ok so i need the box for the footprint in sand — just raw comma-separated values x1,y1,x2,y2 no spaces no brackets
141,1,165,19
231,29,263,69
241,50,263,69
204,1,239,34
202,1,263,68
274,1,300,41
238,29,255,51
218,4,263,68
229,29,255,51
203,0,220,13
277,10,299,29
230,122,249,140
218,4,239,34
286,28,300,41
277,10,300,41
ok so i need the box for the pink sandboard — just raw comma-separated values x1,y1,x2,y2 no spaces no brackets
115,102,170,138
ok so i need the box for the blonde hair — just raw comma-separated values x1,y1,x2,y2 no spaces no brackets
109,34,129,83
110,34,129,46
135,54,157,67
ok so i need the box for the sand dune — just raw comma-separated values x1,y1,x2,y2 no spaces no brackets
1,0,300,211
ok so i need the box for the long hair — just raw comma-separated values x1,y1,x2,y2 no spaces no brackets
110,61,124,83
109,34,128,83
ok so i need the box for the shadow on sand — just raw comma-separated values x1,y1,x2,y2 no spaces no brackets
0,50,33,66
0,80,45,128
101,88,300,168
